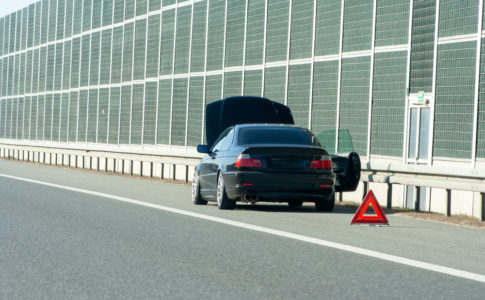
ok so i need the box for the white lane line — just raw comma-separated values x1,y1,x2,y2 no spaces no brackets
1,172,485,284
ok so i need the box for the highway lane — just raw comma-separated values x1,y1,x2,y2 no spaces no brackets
0,159,484,298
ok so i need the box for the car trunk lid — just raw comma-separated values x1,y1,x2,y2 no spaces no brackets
241,146,331,173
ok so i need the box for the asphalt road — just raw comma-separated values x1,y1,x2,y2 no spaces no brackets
0,159,484,299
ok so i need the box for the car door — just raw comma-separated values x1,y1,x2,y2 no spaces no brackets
199,128,231,199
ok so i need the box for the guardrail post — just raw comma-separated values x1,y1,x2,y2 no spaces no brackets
481,193,484,222
363,181,368,200
415,187,420,212
446,189,451,217
387,183,392,209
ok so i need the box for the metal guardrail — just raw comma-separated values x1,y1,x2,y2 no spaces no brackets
361,161,485,193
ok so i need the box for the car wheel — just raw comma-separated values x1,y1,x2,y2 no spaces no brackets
288,200,303,208
315,193,335,212
217,173,235,210
192,171,207,205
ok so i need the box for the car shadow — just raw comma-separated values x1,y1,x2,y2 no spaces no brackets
231,202,398,215
230,203,351,214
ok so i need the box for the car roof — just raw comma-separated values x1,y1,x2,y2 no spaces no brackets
235,124,306,130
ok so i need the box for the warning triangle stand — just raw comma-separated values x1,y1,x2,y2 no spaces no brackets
351,190,389,225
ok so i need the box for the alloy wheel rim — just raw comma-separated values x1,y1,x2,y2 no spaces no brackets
217,175,223,206
192,173,198,202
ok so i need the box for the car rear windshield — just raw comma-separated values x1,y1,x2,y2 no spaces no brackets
238,127,313,145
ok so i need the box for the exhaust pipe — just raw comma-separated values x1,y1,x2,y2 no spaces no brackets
242,194,259,203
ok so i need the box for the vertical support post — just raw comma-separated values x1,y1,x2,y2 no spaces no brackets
184,3,195,148
261,0,268,97
129,10,137,146
200,0,210,145
16,94,19,140
117,1,126,145
95,0,104,144
106,17,114,144
0,100,2,138
308,0,317,130
154,4,163,145
428,0,440,166
415,186,420,211
366,0,377,161
472,0,484,168
53,0,59,141
140,2,149,146
60,1,67,142
75,0,85,144
221,0,228,98
88,3,94,144
11,99,14,139
387,183,393,209
240,0,248,96
20,10,26,141
168,3,179,146
481,193,485,222
335,0,345,153
66,2,73,143
30,3,37,141
284,0,292,106
446,189,451,217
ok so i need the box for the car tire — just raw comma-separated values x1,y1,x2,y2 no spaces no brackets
288,200,303,208
192,171,208,205
217,173,235,210
315,193,335,212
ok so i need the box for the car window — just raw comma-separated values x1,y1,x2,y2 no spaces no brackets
211,127,232,152
212,137,226,152
306,130,323,147
238,127,313,145
314,129,354,152
220,129,234,151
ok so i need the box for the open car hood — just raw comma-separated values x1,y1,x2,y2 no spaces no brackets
203,96,360,192
205,96,294,149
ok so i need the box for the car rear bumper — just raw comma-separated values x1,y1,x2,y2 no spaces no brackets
223,171,335,201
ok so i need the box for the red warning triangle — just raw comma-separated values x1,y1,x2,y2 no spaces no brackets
351,190,389,225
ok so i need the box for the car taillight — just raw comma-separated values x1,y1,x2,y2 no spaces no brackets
309,159,332,169
235,155,263,168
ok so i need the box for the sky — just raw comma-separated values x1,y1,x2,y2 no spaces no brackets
0,0,38,18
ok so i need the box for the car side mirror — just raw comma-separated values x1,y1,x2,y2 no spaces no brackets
197,144,210,154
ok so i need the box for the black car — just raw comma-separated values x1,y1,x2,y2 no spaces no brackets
192,96,361,211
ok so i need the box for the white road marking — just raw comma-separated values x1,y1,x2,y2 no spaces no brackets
1,172,485,284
